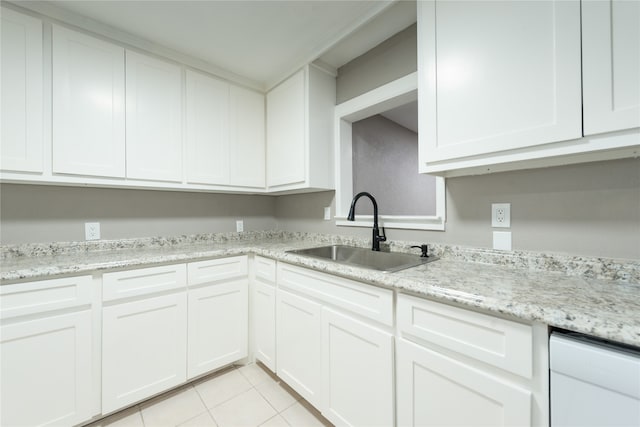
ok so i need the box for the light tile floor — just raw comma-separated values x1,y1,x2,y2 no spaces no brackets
87,363,333,427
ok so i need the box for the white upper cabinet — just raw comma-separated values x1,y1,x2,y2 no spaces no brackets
582,0,640,135
418,0,582,165
418,0,639,177
126,51,182,182
52,25,125,178
267,69,305,187
229,85,265,188
1,8,43,173
186,70,266,188
185,70,230,185
266,64,335,192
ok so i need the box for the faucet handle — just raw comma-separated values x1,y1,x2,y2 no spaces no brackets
378,227,387,242
411,244,429,257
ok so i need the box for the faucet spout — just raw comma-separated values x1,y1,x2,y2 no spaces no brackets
347,192,387,251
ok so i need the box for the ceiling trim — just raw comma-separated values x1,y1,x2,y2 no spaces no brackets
264,0,396,90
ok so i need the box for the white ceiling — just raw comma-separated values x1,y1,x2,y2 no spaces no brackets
381,100,418,133
28,0,416,90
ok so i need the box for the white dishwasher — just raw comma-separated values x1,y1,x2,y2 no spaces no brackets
550,332,640,427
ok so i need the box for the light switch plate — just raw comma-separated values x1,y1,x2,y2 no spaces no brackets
85,222,100,240
324,207,331,220
493,231,512,251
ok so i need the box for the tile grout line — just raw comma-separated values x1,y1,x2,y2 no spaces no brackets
192,369,236,427
177,385,214,427
253,383,295,427
235,363,297,427
237,365,281,427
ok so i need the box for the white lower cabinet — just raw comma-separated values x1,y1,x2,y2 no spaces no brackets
187,257,248,379
252,256,277,372
275,263,395,425
101,264,188,413
102,257,250,414
276,287,323,408
102,291,188,413
396,294,548,427
322,307,394,427
397,338,531,427
0,275,96,427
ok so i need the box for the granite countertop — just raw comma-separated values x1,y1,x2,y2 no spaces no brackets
2,231,639,348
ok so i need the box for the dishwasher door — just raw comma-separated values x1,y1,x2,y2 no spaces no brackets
550,332,640,427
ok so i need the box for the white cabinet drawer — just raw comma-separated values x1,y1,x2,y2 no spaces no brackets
277,263,393,326
397,294,533,378
188,256,248,286
254,256,276,283
103,264,186,302
1,275,93,319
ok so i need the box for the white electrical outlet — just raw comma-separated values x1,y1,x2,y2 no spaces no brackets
491,203,511,228
323,206,331,220
236,220,244,232
85,222,100,240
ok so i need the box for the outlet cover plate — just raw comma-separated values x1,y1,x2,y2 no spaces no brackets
236,220,244,232
491,203,511,228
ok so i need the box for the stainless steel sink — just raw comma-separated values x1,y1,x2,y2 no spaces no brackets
287,245,438,273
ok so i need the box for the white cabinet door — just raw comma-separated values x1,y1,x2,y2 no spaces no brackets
187,278,248,379
418,0,582,165
0,8,43,173
1,310,93,427
52,25,125,178
266,64,335,192
396,338,532,427
321,308,394,427
253,256,276,372
126,50,182,182
582,0,640,135
185,70,229,185
267,69,306,187
253,279,276,372
102,292,187,413
276,287,322,408
229,85,265,188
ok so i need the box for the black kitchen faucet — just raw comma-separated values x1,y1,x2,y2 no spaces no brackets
347,192,386,251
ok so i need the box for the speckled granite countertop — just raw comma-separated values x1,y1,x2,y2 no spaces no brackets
2,231,639,347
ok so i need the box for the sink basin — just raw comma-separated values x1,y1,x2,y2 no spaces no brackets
287,245,438,273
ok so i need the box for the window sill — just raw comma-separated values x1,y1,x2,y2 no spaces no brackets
335,215,445,231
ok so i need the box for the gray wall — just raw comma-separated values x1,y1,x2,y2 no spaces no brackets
352,115,436,215
0,184,277,244
336,24,416,104
2,159,638,260
275,158,640,260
